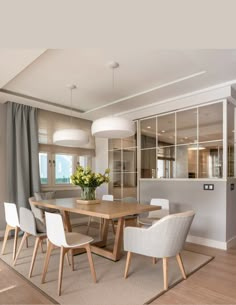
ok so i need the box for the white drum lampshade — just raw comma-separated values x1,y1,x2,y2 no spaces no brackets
53,129,89,147
91,117,135,138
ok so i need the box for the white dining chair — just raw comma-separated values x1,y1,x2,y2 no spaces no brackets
138,198,170,226
124,210,195,291
1,202,20,260
42,212,96,296
13,208,47,277
87,194,115,236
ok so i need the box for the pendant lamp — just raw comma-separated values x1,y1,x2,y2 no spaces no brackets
53,85,89,147
91,61,135,139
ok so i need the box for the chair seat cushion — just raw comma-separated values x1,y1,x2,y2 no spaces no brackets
65,232,93,248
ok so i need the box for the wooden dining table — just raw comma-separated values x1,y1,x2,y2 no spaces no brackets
31,197,160,261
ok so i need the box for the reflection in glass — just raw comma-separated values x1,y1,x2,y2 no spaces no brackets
157,146,175,178
108,172,122,199
141,149,156,178
123,121,137,148
176,145,197,178
141,117,156,149
123,173,137,198
198,141,223,178
176,109,197,145
109,151,121,172
199,103,223,142
123,148,137,172
108,138,122,150
158,113,175,146
227,102,235,177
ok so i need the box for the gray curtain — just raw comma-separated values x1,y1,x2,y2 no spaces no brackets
6,102,40,209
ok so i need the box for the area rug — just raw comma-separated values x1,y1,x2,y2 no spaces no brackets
0,225,213,305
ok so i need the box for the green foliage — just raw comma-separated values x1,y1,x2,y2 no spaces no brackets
71,166,110,189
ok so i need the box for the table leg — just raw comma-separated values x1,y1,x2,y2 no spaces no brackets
61,211,72,232
90,217,124,261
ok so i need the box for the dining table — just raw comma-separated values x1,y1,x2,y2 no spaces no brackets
31,197,160,261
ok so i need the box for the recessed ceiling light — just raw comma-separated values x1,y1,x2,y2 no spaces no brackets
161,130,165,133
184,137,188,139
147,126,151,129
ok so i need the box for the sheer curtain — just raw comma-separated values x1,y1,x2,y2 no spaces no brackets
6,102,40,209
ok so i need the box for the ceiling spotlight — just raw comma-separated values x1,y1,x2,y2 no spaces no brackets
147,126,151,129
161,130,165,133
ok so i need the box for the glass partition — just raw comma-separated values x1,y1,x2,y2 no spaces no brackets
108,122,138,200
139,101,225,179
227,102,235,177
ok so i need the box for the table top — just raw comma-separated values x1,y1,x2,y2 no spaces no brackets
31,197,160,219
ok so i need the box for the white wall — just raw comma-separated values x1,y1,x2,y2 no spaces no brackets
0,104,6,235
93,138,109,199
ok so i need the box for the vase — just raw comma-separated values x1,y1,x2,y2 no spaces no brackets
81,187,96,200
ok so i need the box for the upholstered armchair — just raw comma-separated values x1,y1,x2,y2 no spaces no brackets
124,210,195,290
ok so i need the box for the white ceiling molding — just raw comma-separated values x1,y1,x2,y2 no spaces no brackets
1,50,236,121
84,70,207,114
118,84,232,121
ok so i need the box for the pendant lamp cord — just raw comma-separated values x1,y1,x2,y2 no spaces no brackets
70,88,73,126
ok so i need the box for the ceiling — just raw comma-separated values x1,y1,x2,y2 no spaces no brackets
0,49,236,121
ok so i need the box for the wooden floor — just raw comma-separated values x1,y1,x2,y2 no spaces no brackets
1,242,236,304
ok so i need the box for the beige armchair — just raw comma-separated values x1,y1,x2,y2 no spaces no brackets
124,210,195,290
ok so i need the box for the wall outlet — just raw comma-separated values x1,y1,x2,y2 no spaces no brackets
203,184,214,190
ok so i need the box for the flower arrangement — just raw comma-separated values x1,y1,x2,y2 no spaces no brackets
71,166,110,200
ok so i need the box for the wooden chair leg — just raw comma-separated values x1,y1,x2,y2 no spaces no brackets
58,247,66,296
66,252,71,267
85,245,96,283
1,224,12,255
13,227,20,260
124,251,132,278
25,236,29,248
176,253,187,279
40,239,44,253
163,257,168,290
29,237,41,278
13,232,29,266
87,217,92,234
41,241,54,284
152,257,158,265
71,249,74,271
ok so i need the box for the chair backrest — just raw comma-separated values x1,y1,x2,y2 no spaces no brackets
20,208,37,236
4,202,19,227
29,197,44,222
148,210,195,257
102,194,114,201
148,198,170,219
45,212,67,247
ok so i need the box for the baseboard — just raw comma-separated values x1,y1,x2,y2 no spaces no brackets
187,235,227,250
226,235,236,249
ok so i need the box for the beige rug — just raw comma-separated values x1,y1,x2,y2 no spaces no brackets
0,225,213,305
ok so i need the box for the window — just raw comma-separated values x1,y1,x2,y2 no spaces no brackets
39,152,91,188
39,152,48,184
